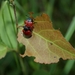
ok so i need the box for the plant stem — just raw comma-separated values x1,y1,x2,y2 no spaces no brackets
9,0,26,75
62,16,75,75
12,1,18,34
7,2,16,34
65,17,75,41
46,0,55,19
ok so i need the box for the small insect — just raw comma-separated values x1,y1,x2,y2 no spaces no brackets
22,18,34,38
24,18,34,31
18,13,35,38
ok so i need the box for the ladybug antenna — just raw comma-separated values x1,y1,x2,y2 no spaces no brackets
25,14,30,18
25,12,34,19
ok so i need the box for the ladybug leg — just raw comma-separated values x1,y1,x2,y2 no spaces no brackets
17,25,24,28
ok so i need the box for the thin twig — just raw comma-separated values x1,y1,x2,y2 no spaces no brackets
10,0,18,34
9,1,26,75
10,0,19,49
13,4,18,33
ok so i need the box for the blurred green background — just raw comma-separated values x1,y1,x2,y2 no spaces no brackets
0,0,75,75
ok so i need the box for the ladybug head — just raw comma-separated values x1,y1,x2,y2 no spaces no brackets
24,18,33,26
27,18,33,22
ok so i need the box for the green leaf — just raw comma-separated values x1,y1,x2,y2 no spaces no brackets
33,70,50,75
0,1,18,50
0,38,8,59
18,13,75,64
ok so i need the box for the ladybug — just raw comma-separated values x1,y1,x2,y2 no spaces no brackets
24,18,34,31
22,18,34,38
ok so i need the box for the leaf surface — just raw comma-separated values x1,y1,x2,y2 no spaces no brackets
0,1,18,50
0,39,8,59
17,13,75,64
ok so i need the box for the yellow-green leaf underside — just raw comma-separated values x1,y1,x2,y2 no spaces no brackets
17,13,75,64
0,42,8,59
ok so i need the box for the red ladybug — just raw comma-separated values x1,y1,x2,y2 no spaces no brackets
22,18,34,38
24,18,34,31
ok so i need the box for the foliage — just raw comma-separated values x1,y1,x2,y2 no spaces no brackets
18,13,75,64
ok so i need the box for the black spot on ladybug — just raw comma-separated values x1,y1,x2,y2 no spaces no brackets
23,26,29,31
